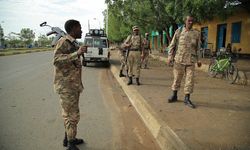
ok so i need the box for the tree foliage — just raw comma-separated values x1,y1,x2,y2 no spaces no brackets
3,28,49,48
0,25,4,47
104,0,236,42
37,34,53,47
20,28,35,46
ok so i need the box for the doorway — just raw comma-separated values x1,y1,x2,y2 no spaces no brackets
217,24,227,51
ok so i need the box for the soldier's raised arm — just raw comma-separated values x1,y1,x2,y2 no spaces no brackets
53,39,79,68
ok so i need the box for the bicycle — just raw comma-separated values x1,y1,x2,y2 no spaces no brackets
208,50,239,84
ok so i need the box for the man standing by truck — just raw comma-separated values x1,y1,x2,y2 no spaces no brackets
53,19,86,150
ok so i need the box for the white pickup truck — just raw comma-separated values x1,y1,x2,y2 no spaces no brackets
83,29,110,67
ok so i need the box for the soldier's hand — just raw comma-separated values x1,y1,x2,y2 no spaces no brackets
77,46,87,55
197,61,202,67
141,53,144,58
124,43,131,48
166,57,172,65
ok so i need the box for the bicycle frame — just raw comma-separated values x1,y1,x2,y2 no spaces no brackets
208,50,239,84
210,58,230,73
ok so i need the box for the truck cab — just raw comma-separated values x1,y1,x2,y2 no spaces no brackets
83,29,110,66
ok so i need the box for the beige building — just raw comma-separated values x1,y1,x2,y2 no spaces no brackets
194,8,250,55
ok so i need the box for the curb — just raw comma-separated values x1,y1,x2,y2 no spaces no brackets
110,64,189,150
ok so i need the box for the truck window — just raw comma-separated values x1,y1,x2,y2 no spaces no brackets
102,39,107,48
93,39,107,48
84,39,93,47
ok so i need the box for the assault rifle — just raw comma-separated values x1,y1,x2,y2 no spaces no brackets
40,22,85,64
40,21,80,48
125,47,130,64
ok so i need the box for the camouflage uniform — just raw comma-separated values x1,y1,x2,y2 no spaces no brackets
141,37,151,68
124,34,143,78
53,35,83,140
168,26,200,94
118,46,127,72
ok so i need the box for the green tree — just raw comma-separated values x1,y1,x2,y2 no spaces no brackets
20,28,35,47
4,36,23,48
105,0,238,44
0,24,4,48
37,34,53,47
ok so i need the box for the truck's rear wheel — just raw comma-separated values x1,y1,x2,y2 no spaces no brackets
82,61,87,67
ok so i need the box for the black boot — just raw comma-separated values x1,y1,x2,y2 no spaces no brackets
63,132,85,147
63,132,68,147
67,139,79,150
127,77,133,85
168,90,178,103
119,70,125,77
184,94,196,109
136,78,140,85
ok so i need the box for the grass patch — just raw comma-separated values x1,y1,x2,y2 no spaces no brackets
0,48,54,56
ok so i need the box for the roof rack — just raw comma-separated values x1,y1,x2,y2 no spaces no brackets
85,29,107,37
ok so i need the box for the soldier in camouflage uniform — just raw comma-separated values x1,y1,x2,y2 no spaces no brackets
141,32,151,69
167,15,202,109
123,26,144,85
53,19,86,150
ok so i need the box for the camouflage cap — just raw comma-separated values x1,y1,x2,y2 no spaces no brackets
132,26,139,31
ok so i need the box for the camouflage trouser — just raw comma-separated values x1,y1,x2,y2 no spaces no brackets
119,51,127,71
127,51,141,78
141,51,149,67
171,63,195,94
59,91,80,140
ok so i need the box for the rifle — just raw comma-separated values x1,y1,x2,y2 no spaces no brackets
40,22,85,64
125,47,130,64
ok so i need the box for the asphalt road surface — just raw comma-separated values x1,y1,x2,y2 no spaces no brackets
0,51,160,150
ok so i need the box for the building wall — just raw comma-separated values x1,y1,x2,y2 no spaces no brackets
194,8,250,54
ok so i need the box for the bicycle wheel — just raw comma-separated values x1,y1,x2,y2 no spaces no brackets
208,61,217,78
227,64,238,84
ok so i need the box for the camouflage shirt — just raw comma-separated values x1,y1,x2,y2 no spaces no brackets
143,38,150,50
168,27,201,65
124,34,144,50
53,35,83,94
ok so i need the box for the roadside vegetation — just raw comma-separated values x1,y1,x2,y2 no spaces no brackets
104,0,248,43
0,47,53,56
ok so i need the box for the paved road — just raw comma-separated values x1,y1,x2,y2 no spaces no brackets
0,52,159,150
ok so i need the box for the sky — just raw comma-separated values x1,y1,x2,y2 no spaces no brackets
0,0,107,41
